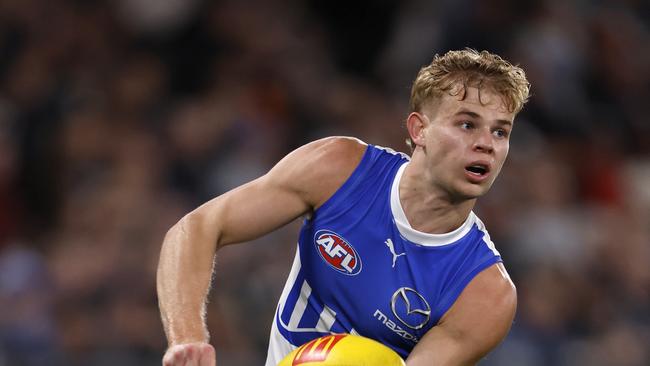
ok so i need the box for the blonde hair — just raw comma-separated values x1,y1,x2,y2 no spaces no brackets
409,48,530,115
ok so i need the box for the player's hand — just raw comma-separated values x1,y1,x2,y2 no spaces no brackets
163,342,216,366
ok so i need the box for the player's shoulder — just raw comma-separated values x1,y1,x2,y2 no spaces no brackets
269,136,368,209
289,136,368,178
305,136,368,162
300,136,410,173
482,262,517,304
471,212,514,303
302,137,368,207
410,262,516,364
448,262,516,323
438,262,516,345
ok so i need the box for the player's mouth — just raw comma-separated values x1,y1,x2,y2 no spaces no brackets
464,162,491,183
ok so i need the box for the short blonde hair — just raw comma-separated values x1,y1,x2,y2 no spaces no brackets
409,49,530,115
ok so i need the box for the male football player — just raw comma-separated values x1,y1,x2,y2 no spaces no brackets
158,49,530,366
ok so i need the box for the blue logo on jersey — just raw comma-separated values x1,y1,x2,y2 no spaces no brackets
314,230,362,275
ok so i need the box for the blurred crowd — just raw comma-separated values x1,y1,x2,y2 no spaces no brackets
0,0,648,365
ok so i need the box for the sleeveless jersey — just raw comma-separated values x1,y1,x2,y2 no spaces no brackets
265,144,502,365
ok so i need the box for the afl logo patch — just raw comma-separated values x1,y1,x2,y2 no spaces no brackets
314,230,362,275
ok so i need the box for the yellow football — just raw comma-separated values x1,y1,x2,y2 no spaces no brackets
277,334,405,366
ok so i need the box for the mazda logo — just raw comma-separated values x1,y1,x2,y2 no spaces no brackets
390,287,431,330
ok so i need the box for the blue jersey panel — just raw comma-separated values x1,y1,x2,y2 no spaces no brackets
273,145,502,359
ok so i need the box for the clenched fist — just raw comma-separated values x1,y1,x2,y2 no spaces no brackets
163,342,216,366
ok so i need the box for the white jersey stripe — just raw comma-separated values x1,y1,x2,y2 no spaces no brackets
314,305,337,332
475,217,501,257
288,281,312,329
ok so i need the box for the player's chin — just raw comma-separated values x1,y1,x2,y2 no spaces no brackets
456,181,492,200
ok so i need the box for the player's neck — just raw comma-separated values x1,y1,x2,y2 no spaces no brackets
399,163,475,235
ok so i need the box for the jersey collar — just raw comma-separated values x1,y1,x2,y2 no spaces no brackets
390,162,476,247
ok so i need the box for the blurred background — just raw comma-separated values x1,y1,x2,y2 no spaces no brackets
0,0,648,365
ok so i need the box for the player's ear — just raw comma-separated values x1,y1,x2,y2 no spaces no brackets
406,112,428,148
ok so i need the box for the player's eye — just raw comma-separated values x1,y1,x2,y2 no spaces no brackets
460,121,473,130
493,129,509,138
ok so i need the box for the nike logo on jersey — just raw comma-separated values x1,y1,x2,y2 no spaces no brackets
385,239,406,268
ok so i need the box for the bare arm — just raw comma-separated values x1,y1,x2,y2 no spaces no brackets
156,137,367,359
406,263,517,366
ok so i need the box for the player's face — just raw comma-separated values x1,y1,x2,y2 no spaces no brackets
420,86,515,200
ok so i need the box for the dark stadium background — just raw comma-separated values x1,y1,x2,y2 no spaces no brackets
0,0,648,365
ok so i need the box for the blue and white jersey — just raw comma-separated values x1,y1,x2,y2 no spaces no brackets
265,145,502,365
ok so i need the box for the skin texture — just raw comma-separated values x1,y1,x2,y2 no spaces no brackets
402,85,513,234
157,85,517,366
406,263,516,366
402,85,517,365
158,137,366,365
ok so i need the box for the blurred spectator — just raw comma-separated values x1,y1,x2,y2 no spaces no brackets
0,243,60,365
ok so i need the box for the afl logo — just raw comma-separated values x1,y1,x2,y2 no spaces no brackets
314,230,362,275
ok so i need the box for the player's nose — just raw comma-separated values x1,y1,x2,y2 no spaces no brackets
473,129,494,154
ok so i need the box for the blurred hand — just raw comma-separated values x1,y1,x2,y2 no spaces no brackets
163,342,216,366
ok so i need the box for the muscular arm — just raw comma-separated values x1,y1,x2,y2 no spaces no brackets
406,263,517,366
156,137,367,349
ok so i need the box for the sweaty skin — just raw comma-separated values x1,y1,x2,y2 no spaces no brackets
157,85,517,366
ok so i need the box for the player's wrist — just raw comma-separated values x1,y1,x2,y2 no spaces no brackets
167,329,210,348
168,340,209,348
